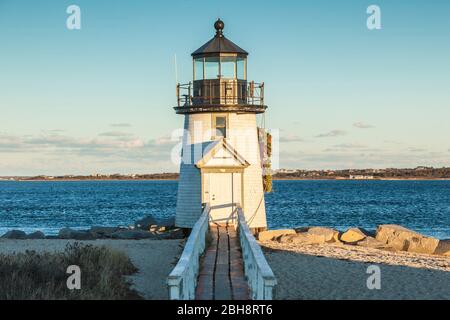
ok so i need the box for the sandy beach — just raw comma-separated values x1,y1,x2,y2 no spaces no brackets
0,239,183,300
261,241,450,300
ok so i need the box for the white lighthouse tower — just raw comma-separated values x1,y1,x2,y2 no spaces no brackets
175,19,268,231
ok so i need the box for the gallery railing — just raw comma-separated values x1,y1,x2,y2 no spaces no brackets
176,80,264,107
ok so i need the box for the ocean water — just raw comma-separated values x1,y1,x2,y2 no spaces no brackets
0,180,449,239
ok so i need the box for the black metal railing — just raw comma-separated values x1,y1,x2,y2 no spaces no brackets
176,80,264,107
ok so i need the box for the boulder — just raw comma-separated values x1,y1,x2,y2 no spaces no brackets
150,226,167,232
375,224,439,254
58,228,95,240
158,217,176,228
258,229,296,241
294,227,310,233
134,215,158,230
340,228,370,244
27,231,46,239
89,226,121,238
1,230,27,239
157,228,185,240
356,236,390,249
111,230,157,240
434,239,450,256
278,232,327,245
307,227,340,243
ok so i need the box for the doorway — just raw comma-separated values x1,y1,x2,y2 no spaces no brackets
208,172,241,225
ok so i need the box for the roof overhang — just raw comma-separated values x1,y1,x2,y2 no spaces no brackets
196,138,250,169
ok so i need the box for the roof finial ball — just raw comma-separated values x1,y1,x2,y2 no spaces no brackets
214,18,224,37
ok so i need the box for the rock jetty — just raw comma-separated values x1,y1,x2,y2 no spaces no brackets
259,224,449,256
0,215,185,241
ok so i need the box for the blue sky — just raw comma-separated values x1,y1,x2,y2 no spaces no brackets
0,0,449,175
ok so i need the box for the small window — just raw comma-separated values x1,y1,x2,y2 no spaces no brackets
214,116,227,138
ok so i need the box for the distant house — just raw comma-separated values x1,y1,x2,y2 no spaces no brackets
276,169,298,174
349,175,374,180
415,166,433,171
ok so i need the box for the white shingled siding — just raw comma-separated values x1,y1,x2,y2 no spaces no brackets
175,114,211,228
227,113,267,229
175,112,267,229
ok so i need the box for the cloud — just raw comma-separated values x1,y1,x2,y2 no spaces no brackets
42,129,66,134
408,147,426,152
278,149,450,170
280,134,304,143
315,130,347,138
98,131,133,137
0,132,146,153
331,143,367,149
353,122,374,129
384,140,403,145
0,131,180,175
110,123,132,128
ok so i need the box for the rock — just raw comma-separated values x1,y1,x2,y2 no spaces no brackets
294,226,310,233
150,226,166,232
111,230,157,240
306,227,341,243
356,236,390,249
157,228,185,240
135,215,158,230
158,217,176,228
168,228,185,239
58,228,95,240
27,231,46,239
89,226,120,238
278,232,327,245
278,234,296,243
1,230,27,239
340,228,370,244
375,224,439,254
258,229,296,241
434,239,450,256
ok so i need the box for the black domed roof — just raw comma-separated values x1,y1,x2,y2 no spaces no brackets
192,19,248,56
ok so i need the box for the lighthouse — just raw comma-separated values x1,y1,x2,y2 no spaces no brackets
174,19,268,231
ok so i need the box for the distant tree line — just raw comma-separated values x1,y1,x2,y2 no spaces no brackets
7,167,450,181
273,167,450,179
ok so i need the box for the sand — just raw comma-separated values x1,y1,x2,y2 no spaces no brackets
0,239,184,300
261,241,450,300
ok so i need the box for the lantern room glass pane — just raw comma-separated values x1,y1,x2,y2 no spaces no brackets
237,58,246,80
205,57,220,79
194,58,204,80
221,57,235,78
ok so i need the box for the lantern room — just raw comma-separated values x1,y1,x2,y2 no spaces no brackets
192,19,247,81
175,19,266,114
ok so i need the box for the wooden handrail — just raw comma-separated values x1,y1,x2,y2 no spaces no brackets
167,204,210,300
236,206,277,300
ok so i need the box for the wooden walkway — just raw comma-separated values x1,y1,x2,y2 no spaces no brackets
195,225,250,300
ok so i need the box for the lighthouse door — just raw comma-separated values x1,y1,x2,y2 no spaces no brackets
209,173,235,225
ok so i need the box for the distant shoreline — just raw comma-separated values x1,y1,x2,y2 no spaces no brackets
2,167,449,181
3,177,450,182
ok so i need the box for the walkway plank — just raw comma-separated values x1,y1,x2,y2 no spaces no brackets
195,225,250,300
